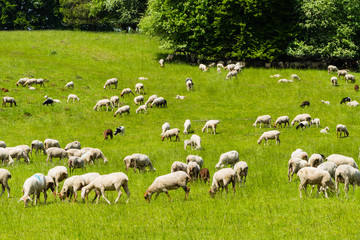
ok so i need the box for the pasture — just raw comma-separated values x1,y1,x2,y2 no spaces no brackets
1,31,360,239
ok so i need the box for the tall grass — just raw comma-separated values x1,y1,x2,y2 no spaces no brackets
0,31,360,239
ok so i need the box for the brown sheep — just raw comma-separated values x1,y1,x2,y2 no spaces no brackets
103,129,113,140
199,168,210,184
355,85,359,92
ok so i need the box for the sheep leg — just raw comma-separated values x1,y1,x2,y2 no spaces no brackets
114,189,122,204
122,182,130,203
0,184,5,197
154,192,161,200
345,180,350,198
182,186,190,199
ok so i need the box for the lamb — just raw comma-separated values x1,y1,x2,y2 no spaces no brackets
28,85,35,90
257,130,281,145
355,85,359,91
338,69,349,78
36,78,45,87
297,167,335,198
317,162,337,179
253,115,271,128
16,78,28,86
215,150,239,169
328,65,338,73
190,134,201,150
175,95,186,100
103,78,118,89
321,100,330,105
114,105,130,117
345,74,355,83
138,77,148,81
58,175,86,202
67,156,85,174
226,70,238,80
340,97,351,104
123,153,156,172
273,116,289,128
2,97,16,107
19,173,47,207
120,88,135,98
199,64,208,72
291,149,308,160
288,158,310,182
270,74,281,78
67,94,80,102
4,147,30,163
93,99,113,112
208,168,236,197
326,154,358,169
44,138,61,149
320,127,330,134
278,79,293,83
47,166,68,193
187,162,200,181
202,120,220,134
291,74,300,81
64,141,81,151
161,128,180,141
186,79,193,91
347,100,359,107
159,59,165,67
114,126,125,135
300,101,310,108
199,168,210,184
335,165,360,197
0,149,13,165
331,76,338,86
184,140,192,150
291,114,311,126
46,147,68,164
0,141,6,148
150,97,167,108
81,172,130,204
234,161,248,186
171,161,188,173
103,129,113,140
308,153,325,167
186,155,204,168
0,169,11,198
135,83,144,94
309,118,320,127
43,98,54,106
136,104,147,114
336,124,349,138
183,119,191,134
65,81,74,88
161,122,170,136
145,94,158,107
134,95,144,105
110,96,120,108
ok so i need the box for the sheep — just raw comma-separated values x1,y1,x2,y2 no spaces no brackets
291,149,308,160
0,141,6,148
184,140,192,150
190,134,201,150
114,105,130,117
253,115,271,128
81,172,130,204
144,171,189,202
42,98,55,106
136,104,147,114
234,161,248,186
103,78,118,89
291,74,300,81
336,124,349,138
288,158,310,182
345,74,355,83
309,118,320,127
151,97,167,108
1,88,8,92
209,168,236,197
186,79,193,91
66,149,82,157
308,154,325,167
103,129,113,140
93,99,113,112
19,173,47,207
114,126,125,135
331,76,338,86
273,116,289,128
224,64,235,71
0,149,13,165
28,85,35,90
13,145,31,159
338,69,349,78
183,119,191,134
123,154,156,172
23,78,37,86
340,97,351,104
257,130,281,145
2,97,16,107
335,165,360,197
270,74,281,78
326,154,358,169
186,155,204,168
215,150,239,169
320,127,330,134
58,175,86,202
328,65,338,73
297,167,335,198
175,95,186,100
68,156,85,174
187,162,200,181
46,147,68,164
161,128,180,141
300,101,310,108
199,64,208,72
67,94,79,102
35,78,45,87
120,88,135,98
355,85,359,91
317,162,337,179
44,138,61,149
0,169,11,198
199,168,210,184
47,166,68,194
160,123,170,136
65,81,74,88
291,114,311,126
217,63,225,69
110,96,120,108
64,141,81,151
145,94,158,107
134,95,144,105
278,79,293,83
202,120,220,134
171,161,188,173
226,70,238,80
135,83,145,94
347,100,359,107
321,100,330,105
4,147,30,164
81,148,108,164
30,140,46,155
16,78,28,86
138,77,148,81
159,59,164,67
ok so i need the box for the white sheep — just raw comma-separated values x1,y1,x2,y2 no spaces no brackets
346,100,359,107
330,76,338,86
186,79,193,91
19,173,47,207
159,59,164,67
46,147,68,164
202,120,220,134
187,162,200,181
123,154,156,172
67,94,79,102
257,130,281,145
308,154,324,167
93,99,113,112
273,116,289,128
110,96,120,108
321,100,330,105
291,114,311,126
0,148,14,165
184,140,192,150
209,168,236,197
345,74,355,83
144,171,190,202
253,115,271,128
5,147,30,164
134,95,144,105
171,161,188,173
297,167,335,198
135,83,145,94
23,78,37,86
320,127,330,134
31,140,46,155
2,97,17,107
278,79,293,83
58,175,86,202
291,149,308,160
175,95,186,100
190,134,201,150
151,97,167,108
44,138,61,149
103,78,118,89
291,74,300,81
65,81,74,88
186,155,204,168
183,119,191,134
310,118,320,127
36,78,45,87
16,78,28,86
317,162,337,179
0,141,6,148
270,74,281,78
68,156,85,174
0,169,11,198
28,85,35,90
226,70,238,79
47,166,68,193
336,124,349,138
328,65,338,73
114,105,130,117
199,64,208,72
120,88,135,98
288,158,310,182
15,145,31,158
335,165,360,197
136,104,147,114
215,150,239,169
81,172,130,204
66,149,82,157
145,94,158,107
161,122,170,136
81,148,108,164
234,161,248,186
138,77,148,81
326,154,358,169
64,141,81,151
161,128,180,141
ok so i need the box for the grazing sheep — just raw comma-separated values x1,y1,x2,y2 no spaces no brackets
338,69,349,78
159,59,164,67
114,126,125,135
134,95,144,105
278,79,293,83
186,79,193,91
291,74,300,81
93,99,113,111
144,171,190,202
215,150,239,169
110,96,120,108
23,78,37,86
273,116,290,128
297,167,335,198
253,115,271,128
66,149,81,157
309,118,320,127
136,104,147,114
291,114,311,126
0,149,13,165
226,70,238,79
183,119,191,134
0,141,6,148
46,147,68,164
58,175,86,202
47,166,68,193
65,81,74,88
257,130,281,145
68,156,85,174
355,85,359,91
138,77,148,81
331,76,338,86
135,83,145,94
300,101,310,108
81,148,108,164
199,168,210,184
120,88,135,98
202,120,220,134
67,94,79,102
336,124,349,138
2,97,16,107
81,172,130,204
44,138,61,149
340,97,351,104
209,168,236,197
145,94,158,107
35,78,45,87
31,140,46,155
114,105,130,117
347,100,359,107
326,154,358,169
328,65,338,73
288,158,310,182
186,155,204,168
270,74,281,78
187,162,200,181
64,141,81,151
150,97,167,108
175,95,186,100
345,74,355,83
317,162,337,179
184,140,192,150
308,154,325,168
234,161,248,186
15,145,31,159
190,134,201,150
291,149,308,161
171,161,188,173
103,78,118,89
320,127,330,134
5,147,30,164
123,154,156,172
19,173,47,207
199,64,208,72
0,169,11,198
161,122,171,136
161,128,180,141
335,165,360,197
103,129,113,140
321,100,330,105
16,78,28,87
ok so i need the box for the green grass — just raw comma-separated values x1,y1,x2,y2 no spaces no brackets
1,31,360,239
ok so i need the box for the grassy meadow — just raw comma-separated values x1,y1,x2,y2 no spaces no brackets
1,31,360,239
